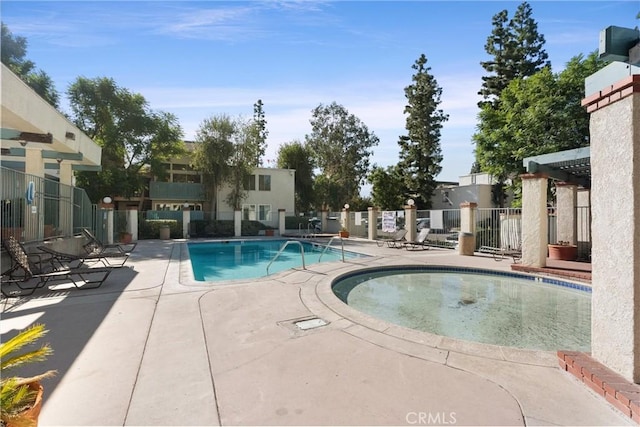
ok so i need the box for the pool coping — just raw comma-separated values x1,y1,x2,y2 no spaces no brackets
305,262,591,368
178,239,590,368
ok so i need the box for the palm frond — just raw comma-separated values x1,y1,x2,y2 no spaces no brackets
0,324,48,366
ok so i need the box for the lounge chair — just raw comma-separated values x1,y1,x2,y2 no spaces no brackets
376,229,407,248
403,228,431,250
478,245,522,263
82,228,137,255
37,244,129,268
1,236,113,297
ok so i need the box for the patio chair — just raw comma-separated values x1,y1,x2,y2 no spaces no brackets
82,228,137,255
478,245,522,263
376,229,407,248
37,244,129,268
1,236,113,297
403,228,431,250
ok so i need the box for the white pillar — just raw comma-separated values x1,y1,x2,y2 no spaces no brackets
320,210,328,233
278,209,286,236
458,202,477,256
182,207,190,239
234,210,241,237
404,204,417,242
586,76,640,382
521,173,548,267
59,162,73,237
106,208,114,245
24,148,44,241
341,207,350,232
367,207,378,240
555,182,577,245
128,209,139,241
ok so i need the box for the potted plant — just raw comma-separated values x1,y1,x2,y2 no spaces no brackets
1,324,56,427
548,241,578,261
119,231,133,244
339,227,350,238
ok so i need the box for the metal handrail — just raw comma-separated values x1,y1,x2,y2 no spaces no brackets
319,236,345,262
267,240,306,275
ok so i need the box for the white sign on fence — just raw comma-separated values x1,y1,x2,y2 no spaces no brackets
382,211,396,232
430,210,444,229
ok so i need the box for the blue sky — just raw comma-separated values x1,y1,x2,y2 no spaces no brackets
2,1,638,188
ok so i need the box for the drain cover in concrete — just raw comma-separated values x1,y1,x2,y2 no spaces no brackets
295,318,327,330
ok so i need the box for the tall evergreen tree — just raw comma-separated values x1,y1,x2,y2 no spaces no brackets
251,99,268,167
478,2,549,106
397,54,448,210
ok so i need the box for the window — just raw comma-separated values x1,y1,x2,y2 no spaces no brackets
258,205,271,221
172,163,194,171
172,173,201,183
258,174,271,191
242,204,256,221
244,175,256,191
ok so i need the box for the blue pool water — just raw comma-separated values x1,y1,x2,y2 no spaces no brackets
188,239,363,282
332,266,591,351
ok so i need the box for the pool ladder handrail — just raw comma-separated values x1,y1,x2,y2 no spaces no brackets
318,236,345,263
267,240,306,275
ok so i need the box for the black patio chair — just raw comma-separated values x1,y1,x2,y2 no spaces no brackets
1,236,113,297
82,228,137,255
37,244,129,268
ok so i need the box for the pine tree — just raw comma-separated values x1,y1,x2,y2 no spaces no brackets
397,54,448,209
478,2,549,106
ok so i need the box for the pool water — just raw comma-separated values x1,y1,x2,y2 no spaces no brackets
188,240,362,282
332,268,591,351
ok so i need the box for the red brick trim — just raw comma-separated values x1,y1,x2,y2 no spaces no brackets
519,173,548,180
582,75,640,113
558,351,640,422
459,202,478,209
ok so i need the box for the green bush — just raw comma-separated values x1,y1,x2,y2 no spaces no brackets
139,219,180,239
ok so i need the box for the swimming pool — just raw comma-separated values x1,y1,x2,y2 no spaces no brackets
332,266,591,351
188,239,363,282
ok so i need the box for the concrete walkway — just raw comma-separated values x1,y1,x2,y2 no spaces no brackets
0,238,632,426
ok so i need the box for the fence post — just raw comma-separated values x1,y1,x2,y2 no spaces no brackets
182,205,190,239
127,208,138,241
459,202,477,255
278,209,285,236
367,207,378,240
404,202,417,243
234,209,241,237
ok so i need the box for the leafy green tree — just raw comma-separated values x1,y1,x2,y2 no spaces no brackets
478,2,549,105
1,23,59,107
68,77,184,204
305,102,379,210
277,141,315,214
225,115,267,210
369,165,406,210
474,52,606,204
192,115,235,217
397,54,448,209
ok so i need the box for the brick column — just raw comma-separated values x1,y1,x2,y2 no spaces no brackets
520,173,548,267
583,74,640,382
459,202,477,256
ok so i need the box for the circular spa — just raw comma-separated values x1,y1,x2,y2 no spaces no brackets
332,266,591,351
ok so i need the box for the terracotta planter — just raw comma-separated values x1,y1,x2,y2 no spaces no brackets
120,232,132,244
548,244,577,261
265,229,274,236
339,231,349,238
6,381,43,427
1,227,23,241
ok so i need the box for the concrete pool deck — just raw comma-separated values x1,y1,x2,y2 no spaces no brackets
0,238,632,426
